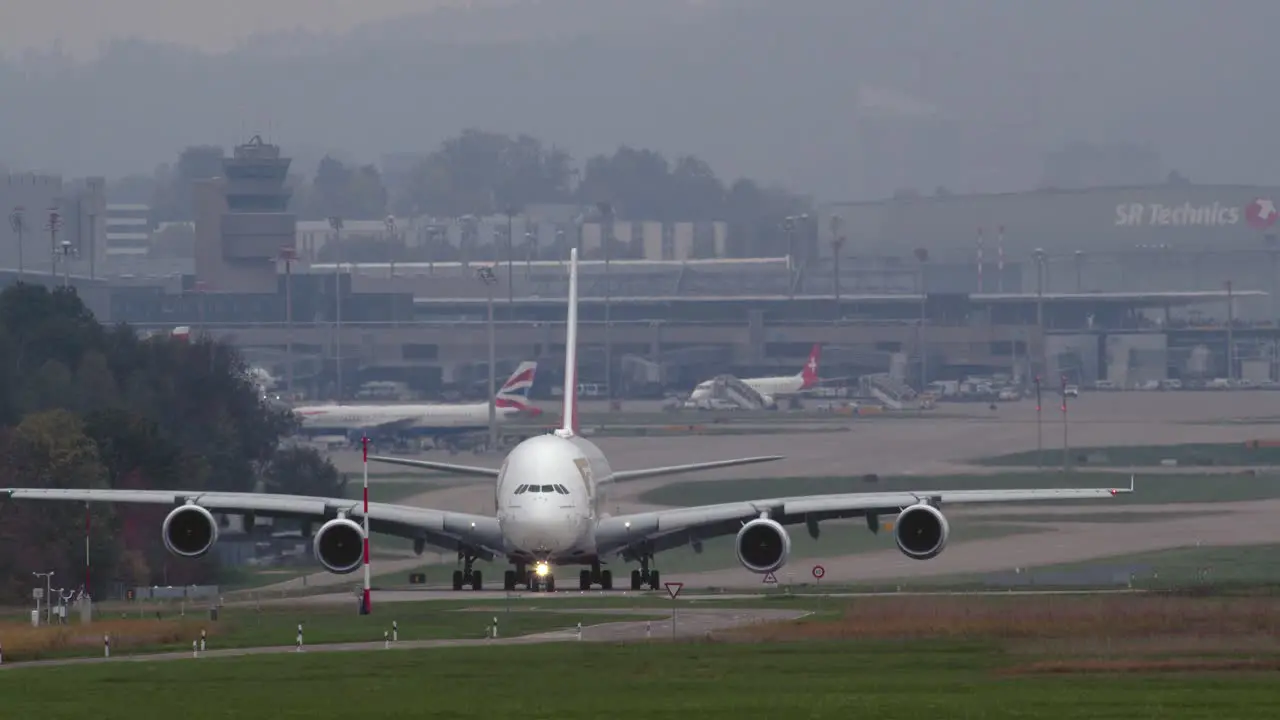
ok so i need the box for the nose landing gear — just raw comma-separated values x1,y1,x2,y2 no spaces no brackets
505,559,556,592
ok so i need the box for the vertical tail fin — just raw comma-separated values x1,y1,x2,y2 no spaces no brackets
495,361,541,416
800,343,821,388
556,248,580,437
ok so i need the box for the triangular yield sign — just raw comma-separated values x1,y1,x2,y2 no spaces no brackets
762,572,777,584
664,582,683,599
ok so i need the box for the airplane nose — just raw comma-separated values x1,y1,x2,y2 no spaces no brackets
504,500,580,554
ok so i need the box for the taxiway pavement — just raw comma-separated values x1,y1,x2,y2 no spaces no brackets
269,391,1280,592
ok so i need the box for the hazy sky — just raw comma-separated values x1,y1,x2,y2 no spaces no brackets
2,0,469,57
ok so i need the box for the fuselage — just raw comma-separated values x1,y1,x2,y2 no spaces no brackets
494,433,612,564
742,375,805,398
689,374,804,403
293,402,528,436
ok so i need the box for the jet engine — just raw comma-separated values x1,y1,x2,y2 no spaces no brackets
162,504,219,558
735,517,791,573
759,393,778,410
313,518,366,574
894,503,950,560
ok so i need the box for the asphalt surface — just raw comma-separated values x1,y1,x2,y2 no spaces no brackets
265,391,1280,592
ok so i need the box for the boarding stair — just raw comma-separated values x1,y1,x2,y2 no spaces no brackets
704,374,770,410
860,373,918,410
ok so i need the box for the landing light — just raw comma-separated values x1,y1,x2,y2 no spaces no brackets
535,561,550,577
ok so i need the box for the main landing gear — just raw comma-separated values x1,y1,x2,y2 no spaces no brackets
451,550,483,591
630,554,661,591
578,560,614,591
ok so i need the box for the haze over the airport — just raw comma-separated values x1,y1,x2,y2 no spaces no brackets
1,0,474,57
3,0,1279,200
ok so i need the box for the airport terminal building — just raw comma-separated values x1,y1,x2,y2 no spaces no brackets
817,184,1280,299
6,145,1277,402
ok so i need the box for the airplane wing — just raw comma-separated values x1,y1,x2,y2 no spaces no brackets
593,477,1136,557
793,377,857,394
0,488,505,559
366,454,783,482
367,455,499,478
611,456,784,483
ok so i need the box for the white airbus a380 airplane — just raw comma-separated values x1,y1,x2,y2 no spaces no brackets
1,249,1134,594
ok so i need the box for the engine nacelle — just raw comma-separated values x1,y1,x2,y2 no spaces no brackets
759,393,777,409
735,517,791,574
162,504,219,558
894,503,950,560
313,518,366,574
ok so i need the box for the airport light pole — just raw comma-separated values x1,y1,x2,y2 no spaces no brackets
829,215,844,314
8,206,25,281
915,248,929,392
87,210,96,280
46,207,62,278
279,247,296,396
598,202,615,402
1060,373,1070,471
1033,375,1043,469
1226,280,1235,381
328,216,344,402
505,207,517,304
783,215,807,299
478,265,499,451
56,240,76,288
1073,250,1084,292
526,229,537,277
1033,248,1047,378
832,235,845,315
1265,235,1278,380
385,215,397,278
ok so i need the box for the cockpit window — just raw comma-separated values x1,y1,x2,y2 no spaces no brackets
540,484,555,493
554,484,569,495
514,484,528,494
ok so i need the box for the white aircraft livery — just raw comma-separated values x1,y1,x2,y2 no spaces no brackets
291,362,540,443
687,344,822,408
1,249,1134,593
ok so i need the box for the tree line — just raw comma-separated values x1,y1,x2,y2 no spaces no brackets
115,129,813,259
0,284,344,601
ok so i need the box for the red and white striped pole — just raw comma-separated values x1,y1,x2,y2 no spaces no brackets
361,435,371,614
85,503,91,599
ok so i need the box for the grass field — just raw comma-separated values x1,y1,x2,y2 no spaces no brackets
4,594,1279,719
979,442,1280,467
0,601,658,663
638,471,1280,508
909,543,1280,590
339,476,444,503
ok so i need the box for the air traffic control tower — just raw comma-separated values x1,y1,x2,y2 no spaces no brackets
192,136,297,292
